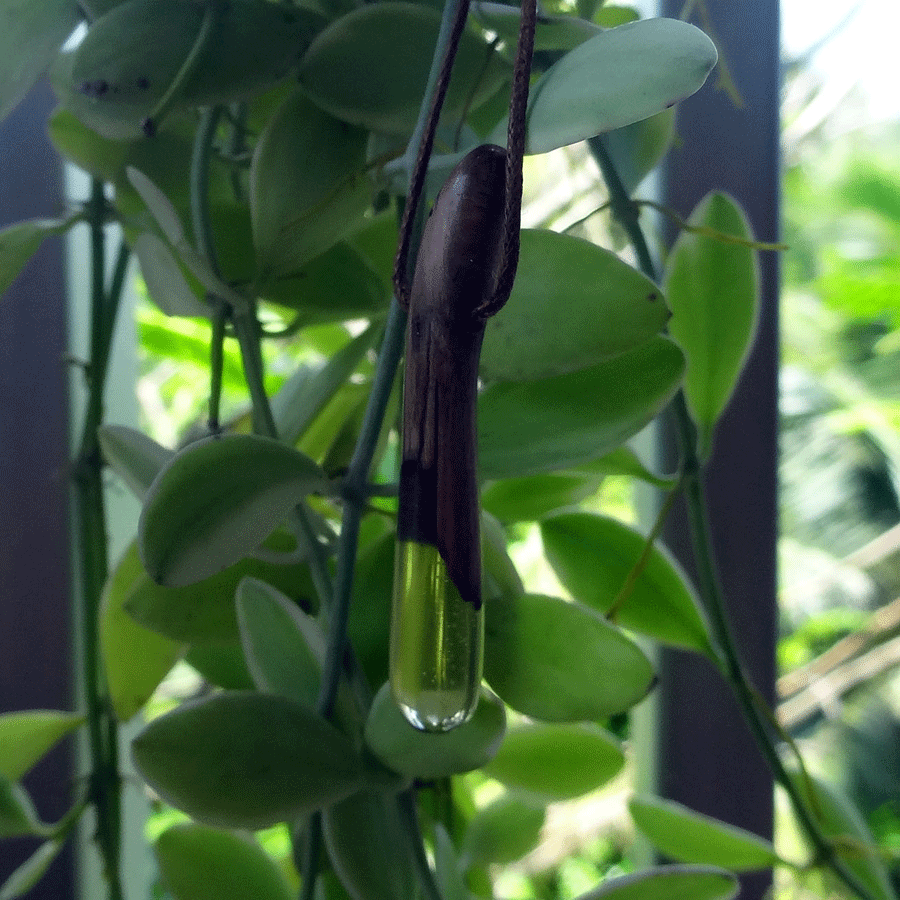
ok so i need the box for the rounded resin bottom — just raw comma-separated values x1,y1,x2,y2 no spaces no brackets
390,539,484,732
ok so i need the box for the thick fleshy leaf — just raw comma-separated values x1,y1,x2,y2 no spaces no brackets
132,692,363,829
480,230,668,383
434,825,468,900
272,325,378,445
185,645,255,691
489,18,716,154
364,683,505,779
138,434,327,586
460,794,546,868
348,532,395,689
235,577,323,706
98,424,173,500
481,723,624,803
574,446,676,490
251,90,371,279
298,3,506,134
785,766,896,900
629,796,780,872
126,531,315,644
598,107,676,194
0,778,49,838
133,232,207,318
540,512,713,655
577,866,738,900
481,470,603,523
125,167,248,309
0,710,84,782
0,0,80,122
665,192,759,458
64,0,325,139
261,243,387,321
484,593,653,722
322,790,416,900
154,823,294,900
0,839,66,900
0,218,73,299
478,336,684,479
101,542,185,721
473,4,600,52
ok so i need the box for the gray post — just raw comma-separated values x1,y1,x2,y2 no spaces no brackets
656,3,781,900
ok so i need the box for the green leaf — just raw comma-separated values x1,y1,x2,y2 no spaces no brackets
629,796,780,872
481,722,624,803
251,90,371,279
125,167,249,309
126,531,316,644
0,777,49,838
64,0,325,139
101,542,185,721
489,18,716,154
540,512,713,655
235,577,323,706
601,108,676,194
478,336,684,479
574,447,676,490
0,0,80,122
484,593,653,722
98,424,174,500
434,824,469,900
364,683,506,780
185,645,255,691
272,324,378,446
481,471,603,523
480,230,669,383
0,839,67,900
348,532,395,689
0,710,84,782
133,232,208,318
461,794,546,868
299,3,506,134
261,243,387,322
784,766,896,900
322,790,416,900
473,5,601,52
154,822,294,900
0,218,73,299
576,865,738,900
665,192,759,459
131,692,363,829
139,434,327,587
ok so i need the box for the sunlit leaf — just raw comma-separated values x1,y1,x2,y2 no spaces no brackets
0,710,84,782
576,865,738,900
665,192,759,459
484,593,653,722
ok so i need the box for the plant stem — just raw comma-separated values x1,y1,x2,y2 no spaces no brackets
590,136,878,900
73,178,127,900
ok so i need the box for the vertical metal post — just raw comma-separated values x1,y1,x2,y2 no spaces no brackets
0,82,75,899
655,3,781,900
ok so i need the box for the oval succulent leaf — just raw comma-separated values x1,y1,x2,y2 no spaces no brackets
460,794,546,869
322,790,416,900
489,18,717,154
478,336,684,479
98,424,174,500
540,512,714,656
484,593,654,722
576,865,738,900
251,90,371,280
629,795,781,872
101,542,185,721
0,710,84,782
138,434,327,587
154,823,294,900
480,229,669,383
131,692,363,829
481,722,624,803
65,0,325,139
364,683,506,779
298,2,506,133
665,192,760,459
